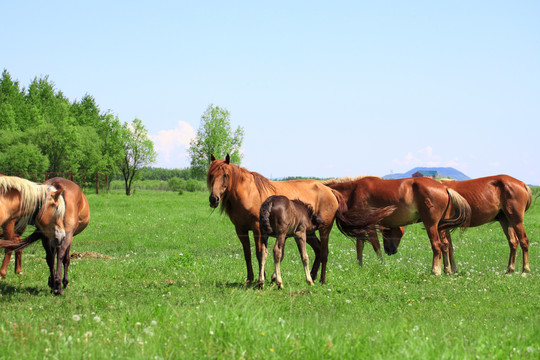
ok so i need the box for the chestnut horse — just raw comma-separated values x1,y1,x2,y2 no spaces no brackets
0,178,89,295
208,154,341,284
0,177,66,279
325,176,472,275
435,175,532,274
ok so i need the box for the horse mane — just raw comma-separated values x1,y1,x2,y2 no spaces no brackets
0,177,65,233
322,175,378,186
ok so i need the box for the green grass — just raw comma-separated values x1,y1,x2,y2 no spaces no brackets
0,190,539,359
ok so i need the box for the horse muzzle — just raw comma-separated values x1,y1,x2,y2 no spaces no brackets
54,228,66,247
384,244,398,256
209,194,220,208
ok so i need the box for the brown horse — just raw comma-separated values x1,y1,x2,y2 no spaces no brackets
435,175,532,274
259,195,324,288
325,176,472,275
0,177,66,278
208,154,341,284
0,178,89,295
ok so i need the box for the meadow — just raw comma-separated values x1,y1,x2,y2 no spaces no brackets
0,189,538,359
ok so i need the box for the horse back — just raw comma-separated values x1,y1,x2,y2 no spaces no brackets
443,175,530,226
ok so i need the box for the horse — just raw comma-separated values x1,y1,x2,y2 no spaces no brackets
325,176,472,275
0,178,89,295
259,195,324,288
435,175,532,274
207,154,392,284
0,177,66,279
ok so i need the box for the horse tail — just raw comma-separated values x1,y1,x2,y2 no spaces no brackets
525,184,533,211
259,199,274,234
335,205,397,239
0,231,42,252
439,188,471,232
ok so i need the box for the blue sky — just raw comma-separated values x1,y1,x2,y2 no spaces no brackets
3,1,540,184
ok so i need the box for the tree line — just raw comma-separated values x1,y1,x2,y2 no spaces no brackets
1,70,245,195
0,69,156,195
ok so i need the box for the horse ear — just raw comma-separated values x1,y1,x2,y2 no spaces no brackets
211,154,216,162
52,189,64,202
225,154,230,164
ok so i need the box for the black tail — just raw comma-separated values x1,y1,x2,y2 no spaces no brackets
0,231,42,252
335,205,397,239
259,200,274,234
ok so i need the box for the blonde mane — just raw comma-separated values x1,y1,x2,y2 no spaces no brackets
0,177,65,233
321,175,378,186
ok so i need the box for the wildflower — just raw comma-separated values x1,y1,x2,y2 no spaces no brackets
72,315,81,321
93,316,101,323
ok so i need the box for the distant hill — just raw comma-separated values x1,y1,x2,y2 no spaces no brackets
382,167,470,180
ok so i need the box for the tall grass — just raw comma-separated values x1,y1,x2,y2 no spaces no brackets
0,190,538,359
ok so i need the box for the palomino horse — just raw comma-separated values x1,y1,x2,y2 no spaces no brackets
0,176,66,279
436,175,531,274
0,178,89,295
259,196,324,288
208,154,338,284
325,176,472,275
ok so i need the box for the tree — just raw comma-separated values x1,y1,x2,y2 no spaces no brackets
188,104,244,179
119,118,157,195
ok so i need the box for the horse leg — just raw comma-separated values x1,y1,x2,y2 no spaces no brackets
0,222,20,277
368,229,384,265
235,228,254,283
0,251,11,278
306,234,321,281
439,230,452,275
425,224,444,276
499,219,518,274
42,238,55,291
355,236,365,267
318,227,331,284
62,235,73,288
445,231,457,273
257,233,269,287
273,234,286,289
513,223,530,274
295,232,314,286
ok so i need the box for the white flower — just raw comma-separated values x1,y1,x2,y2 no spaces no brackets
93,316,101,323
72,315,81,321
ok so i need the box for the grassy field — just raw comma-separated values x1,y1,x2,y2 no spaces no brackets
0,190,539,359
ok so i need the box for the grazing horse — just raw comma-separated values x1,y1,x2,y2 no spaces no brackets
0,178,89,295
325,176,472,275
0,177,66,279
259,196,324,288
436,175,532,274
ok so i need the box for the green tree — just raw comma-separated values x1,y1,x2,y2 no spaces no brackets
188,104,244,179
119,118,157,195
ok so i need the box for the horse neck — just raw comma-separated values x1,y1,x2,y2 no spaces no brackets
226,168,268,209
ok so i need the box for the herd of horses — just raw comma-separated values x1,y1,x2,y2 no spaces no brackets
207,154,533,288
0,154,532,295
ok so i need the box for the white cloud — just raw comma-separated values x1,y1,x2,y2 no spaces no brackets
392,146,464,169
150,121,196,168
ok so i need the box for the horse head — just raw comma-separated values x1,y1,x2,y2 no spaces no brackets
35,186,66,247
207,154,232,208
382,227,405,256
